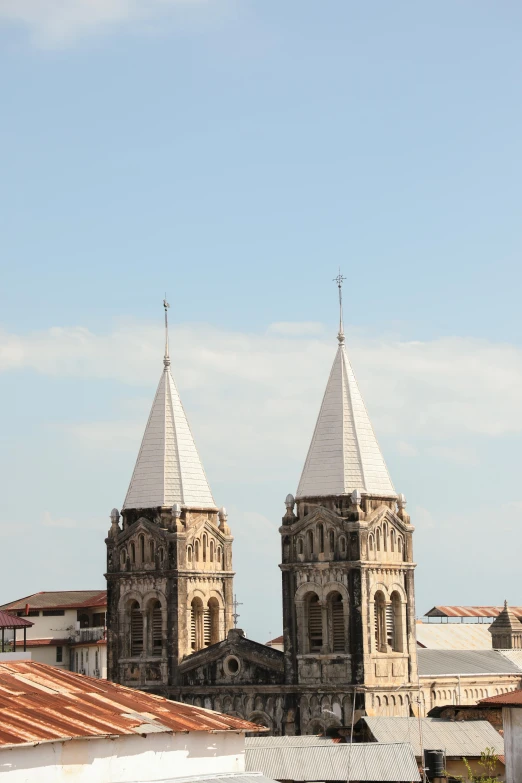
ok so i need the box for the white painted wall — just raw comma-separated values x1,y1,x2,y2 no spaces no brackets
70,644,107,678
0,730,245,783
503,706,522,783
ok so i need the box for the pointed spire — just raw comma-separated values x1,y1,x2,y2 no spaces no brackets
122,300,216,511
296,277,396,500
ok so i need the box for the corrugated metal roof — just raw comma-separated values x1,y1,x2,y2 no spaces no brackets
498,650,522,669
480,688,522,706
415,621,493,650
246,736,335,747
13,638,70,648
425,606,522,619
0,591,107,612
152,775,278,783
0,611,33,629
417,648,522,676
363,717,504,758
246,742,420,782
0,661,266,748
296,339,396,500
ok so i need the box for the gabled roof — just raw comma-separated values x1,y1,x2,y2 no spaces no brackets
123,359,215,511
480,688,522,707
246,741,420,782
417,648,522,676
296,337,395,499
361,717,503,758
0,660,264,747
0,591,107,612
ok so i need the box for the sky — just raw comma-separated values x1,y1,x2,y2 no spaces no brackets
1,1,522,642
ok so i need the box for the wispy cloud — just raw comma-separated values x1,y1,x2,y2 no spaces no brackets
43,511,78,528
0,0,201,46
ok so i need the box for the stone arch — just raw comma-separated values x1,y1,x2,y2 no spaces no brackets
248,711,273,730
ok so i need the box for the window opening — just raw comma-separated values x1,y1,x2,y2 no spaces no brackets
308,595,322,652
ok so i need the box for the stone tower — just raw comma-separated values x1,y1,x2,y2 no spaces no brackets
489,601,522,650
280,300,418,721
106,305,234,689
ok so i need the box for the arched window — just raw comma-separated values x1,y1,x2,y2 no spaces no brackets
308,594,322,652
210,540,214,562
195,540,200,562
369,535,374,554
203,534,207,562
339,536,346,555
130,542,136,564
130,601,143,656
208,597,220,644
318,524,325,553
187,545,193,565
398,536,403,556
329,592,345,653
383,523,388,551
150,540,155,562
390,529,396,552
149,600,162,656
139,535,145,563
328,530,335,556
120,549,126,567
307,530,314,557
391,591,403,652
374,591,386,652
191,597,204,651
297,537,304,555
159,547,164,565
216,546,222,568
376,529,381,552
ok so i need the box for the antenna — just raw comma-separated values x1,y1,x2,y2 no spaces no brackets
163,295,170,368
333,269,346,343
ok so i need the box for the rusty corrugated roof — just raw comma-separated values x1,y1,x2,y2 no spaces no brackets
0,591,107,612
480,689,522,707
425,606,522,619
0,661,266,747
0,611,33,629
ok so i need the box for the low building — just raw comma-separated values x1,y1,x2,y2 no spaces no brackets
0,659,267,783
418,648,522,712
245,735,420,782
357,715,505,780
480,689,522,783
0,590,107,677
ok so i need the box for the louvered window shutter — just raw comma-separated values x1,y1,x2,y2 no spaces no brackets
309,601,323,651
332,600,345,652
131,608,143,656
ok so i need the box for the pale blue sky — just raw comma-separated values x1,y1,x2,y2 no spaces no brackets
1,2,521,641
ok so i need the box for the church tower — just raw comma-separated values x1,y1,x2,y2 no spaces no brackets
106,301,234,690
280,277,418,723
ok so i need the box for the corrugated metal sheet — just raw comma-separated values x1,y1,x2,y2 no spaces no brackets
416,621,492,650
0,591,107,612
246,742,420,782
498,650,522,669
246,736,335,747
363,717,504,758
0,611,33,629
0,661,266,747
417,648,522,676
153,775,278,783
480,689,522,706
425,606,522,619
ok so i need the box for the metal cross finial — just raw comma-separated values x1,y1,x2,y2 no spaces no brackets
333,268,346,343
232,594,243,629
163,295,170,369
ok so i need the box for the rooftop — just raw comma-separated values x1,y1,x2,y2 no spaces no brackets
425,605,522,620
246,740,420,782
415,621,493,650
0,590,107,612
361,716,504,758
480,689,522,707
0,611,33,630
296,335,396,500
417,648,522,676
0,660,264,748
123,337,216,511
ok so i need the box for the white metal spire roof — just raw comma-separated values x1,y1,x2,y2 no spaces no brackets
296,286,395,499
123,303,216,511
